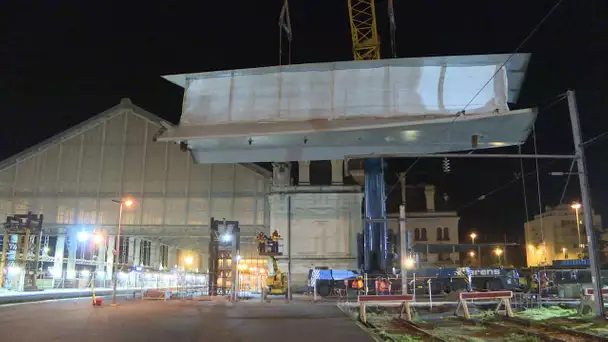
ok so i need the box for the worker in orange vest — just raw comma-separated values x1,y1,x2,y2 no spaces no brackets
351,276,364,295
256,232,266,253
376,278,391,295
271,230,280,253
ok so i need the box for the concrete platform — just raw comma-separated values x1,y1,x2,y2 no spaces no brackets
0,297,373,341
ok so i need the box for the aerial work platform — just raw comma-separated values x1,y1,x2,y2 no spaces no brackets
158,54,535,164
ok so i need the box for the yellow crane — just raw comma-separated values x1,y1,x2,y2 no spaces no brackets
347,0,381,61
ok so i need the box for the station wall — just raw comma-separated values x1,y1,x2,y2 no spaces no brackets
0,105,269,256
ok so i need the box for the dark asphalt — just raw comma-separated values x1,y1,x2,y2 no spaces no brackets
0,297,373,342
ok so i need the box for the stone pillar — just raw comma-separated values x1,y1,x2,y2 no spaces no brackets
272,162,292,187
105,235,115,280
66,231,77,279
424,185,436,212
133,239,141,266
331,160,344,185
298,161,310,185
53,235,65,277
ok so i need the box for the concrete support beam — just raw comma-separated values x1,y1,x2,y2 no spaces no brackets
331,160,344,185
298,161,310,185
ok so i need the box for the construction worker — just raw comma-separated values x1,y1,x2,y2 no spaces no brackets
256,232,266,253
271,230,280,253
351,276,364,295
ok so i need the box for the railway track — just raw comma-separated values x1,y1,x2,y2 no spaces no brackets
461,315,605,342
392,317,449,342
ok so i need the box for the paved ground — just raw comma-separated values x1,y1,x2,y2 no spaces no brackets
0,297,373,342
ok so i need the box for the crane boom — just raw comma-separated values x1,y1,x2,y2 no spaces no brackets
347,0,381,60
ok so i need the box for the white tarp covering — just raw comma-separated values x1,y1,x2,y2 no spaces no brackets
159,54,533,163
176,62,508,126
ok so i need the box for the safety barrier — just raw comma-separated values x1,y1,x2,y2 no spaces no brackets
358,295,414,323
578,288,608,315
456,291,513,319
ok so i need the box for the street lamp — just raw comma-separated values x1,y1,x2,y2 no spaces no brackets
111,198,134,307
184,256,194,266
469,251,475,258
571,202,583,251
494,247,503,265
470,233,477,244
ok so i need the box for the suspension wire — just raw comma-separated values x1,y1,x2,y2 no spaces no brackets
583,129,608,147
404,0,566,176
455,158,560,212
532,124,545,245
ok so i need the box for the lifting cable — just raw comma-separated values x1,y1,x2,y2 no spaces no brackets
278,0,293,66
388,0,397,58
403,0,566,176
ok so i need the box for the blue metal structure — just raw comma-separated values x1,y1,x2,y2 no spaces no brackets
363,158,388,273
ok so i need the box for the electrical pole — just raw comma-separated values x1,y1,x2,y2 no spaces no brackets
399,173,408,294
287,195,292,302
567,90,605,316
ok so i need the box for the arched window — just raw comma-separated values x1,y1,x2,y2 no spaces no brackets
421,228,428,241
436,227,443,241
414,228,420,241
443,227,450,241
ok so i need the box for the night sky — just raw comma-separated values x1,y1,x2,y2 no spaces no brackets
2,1,607,265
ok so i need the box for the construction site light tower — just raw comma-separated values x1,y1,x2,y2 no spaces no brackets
1,212,44,290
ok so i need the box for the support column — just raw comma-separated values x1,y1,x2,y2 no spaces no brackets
96,237,106,277
105,235,115,280
53,235,65,277
168,246,177,269
150,241,160,270
424,185,436,212
364,158,388,273
66,231,77,279
331,160,344,185
298,161,310,185
128,237,135,266
133,238,141,266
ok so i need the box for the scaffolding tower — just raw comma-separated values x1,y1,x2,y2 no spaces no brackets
208,217,240,299
0,212,44,290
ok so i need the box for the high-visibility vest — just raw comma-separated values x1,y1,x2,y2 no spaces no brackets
272,233,279,241
351,279,363,289
379,281,389,291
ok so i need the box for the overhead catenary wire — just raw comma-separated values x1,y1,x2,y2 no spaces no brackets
403,0,567,175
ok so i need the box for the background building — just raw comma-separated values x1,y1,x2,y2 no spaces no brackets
524,203,603,266
0,99,270,287
387,184,460,267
